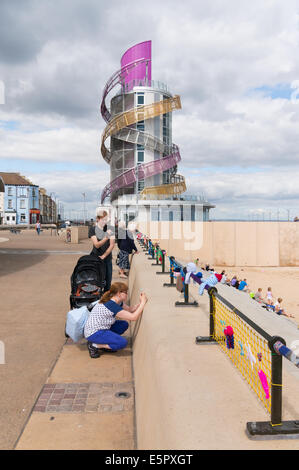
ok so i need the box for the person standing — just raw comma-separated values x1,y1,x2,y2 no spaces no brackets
266,287,274,303
117,222,139,278
35,221,41,235
89,210,115,292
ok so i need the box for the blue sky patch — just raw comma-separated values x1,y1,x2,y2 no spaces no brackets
248,83,295,100
0,158,96,174
0,120,20,130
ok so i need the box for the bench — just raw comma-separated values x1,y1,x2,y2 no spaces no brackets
10,228,21,234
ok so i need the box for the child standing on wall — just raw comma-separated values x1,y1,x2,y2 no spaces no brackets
266,287,274,303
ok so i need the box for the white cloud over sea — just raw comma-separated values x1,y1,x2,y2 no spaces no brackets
1,0,299,219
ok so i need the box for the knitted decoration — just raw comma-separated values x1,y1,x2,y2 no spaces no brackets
224,326,234,349
258,370,269,399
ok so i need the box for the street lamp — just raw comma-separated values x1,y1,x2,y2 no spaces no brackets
82,193,86,224
50,192,56,223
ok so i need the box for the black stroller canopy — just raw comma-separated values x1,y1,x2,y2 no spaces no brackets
71,255,105,290
69,255,105,309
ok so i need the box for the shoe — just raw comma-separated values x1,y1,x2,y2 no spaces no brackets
99,348,117,353
87,342,101,358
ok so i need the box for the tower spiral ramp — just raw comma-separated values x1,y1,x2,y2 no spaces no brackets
100,43,186,204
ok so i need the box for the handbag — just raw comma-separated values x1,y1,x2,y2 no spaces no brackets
176,274,184,293
65,305,90,342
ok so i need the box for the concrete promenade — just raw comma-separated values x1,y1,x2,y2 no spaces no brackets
130,250,299,449
0,229,135,450
1,229,299,450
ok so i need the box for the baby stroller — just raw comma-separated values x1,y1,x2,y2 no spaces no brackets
69,255,106,309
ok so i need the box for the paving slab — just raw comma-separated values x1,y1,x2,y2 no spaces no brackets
47,342,133,384
15,412,134,450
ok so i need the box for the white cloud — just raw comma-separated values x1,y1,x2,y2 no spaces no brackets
185,166,299,219
1,0,299,217
0,124,102,163
28,169,109,219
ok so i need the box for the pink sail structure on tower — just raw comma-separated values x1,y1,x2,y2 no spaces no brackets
120,41,152,91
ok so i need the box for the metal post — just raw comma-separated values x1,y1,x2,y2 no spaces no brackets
196,289,217,342
163,257,176,287
271,347,283,426
247,335,299,437
152,245,160,265
147,240,154,259
175,273,199,307
156,250,170,275
143,238,148,251
209,291,215,336
161,250,165,272
82,193,86,225
135,165,139,220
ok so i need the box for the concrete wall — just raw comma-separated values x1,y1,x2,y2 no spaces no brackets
69,226,89,244
137,221,298,266
57,226,89,244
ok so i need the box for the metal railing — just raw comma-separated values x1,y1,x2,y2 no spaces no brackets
136,232,299,438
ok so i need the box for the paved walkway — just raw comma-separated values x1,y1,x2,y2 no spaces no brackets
0,229,135,450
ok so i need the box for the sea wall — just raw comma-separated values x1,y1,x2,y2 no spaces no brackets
137,221,299,266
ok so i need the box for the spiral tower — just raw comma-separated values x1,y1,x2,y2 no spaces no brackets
100,40,186,205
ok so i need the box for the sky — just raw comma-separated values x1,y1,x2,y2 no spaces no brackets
1,0,299,220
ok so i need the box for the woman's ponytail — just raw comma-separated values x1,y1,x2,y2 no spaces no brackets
99,282,128,304
99,290,114,304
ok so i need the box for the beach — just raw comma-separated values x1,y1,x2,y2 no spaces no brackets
214,265,299,325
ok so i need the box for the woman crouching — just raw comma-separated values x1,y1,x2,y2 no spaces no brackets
84,282,148,358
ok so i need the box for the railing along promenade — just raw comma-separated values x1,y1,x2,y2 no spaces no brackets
136,231,299,438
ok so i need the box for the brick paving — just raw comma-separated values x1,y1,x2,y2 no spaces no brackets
34,382,134,414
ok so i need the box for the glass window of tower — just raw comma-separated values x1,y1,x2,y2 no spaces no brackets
137,179,145,191
163,171,170,184
137,120,144,131
137,151,144,164
163,112,169,145
137,93,144,105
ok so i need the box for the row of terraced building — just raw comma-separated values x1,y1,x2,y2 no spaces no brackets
0,172,58,225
